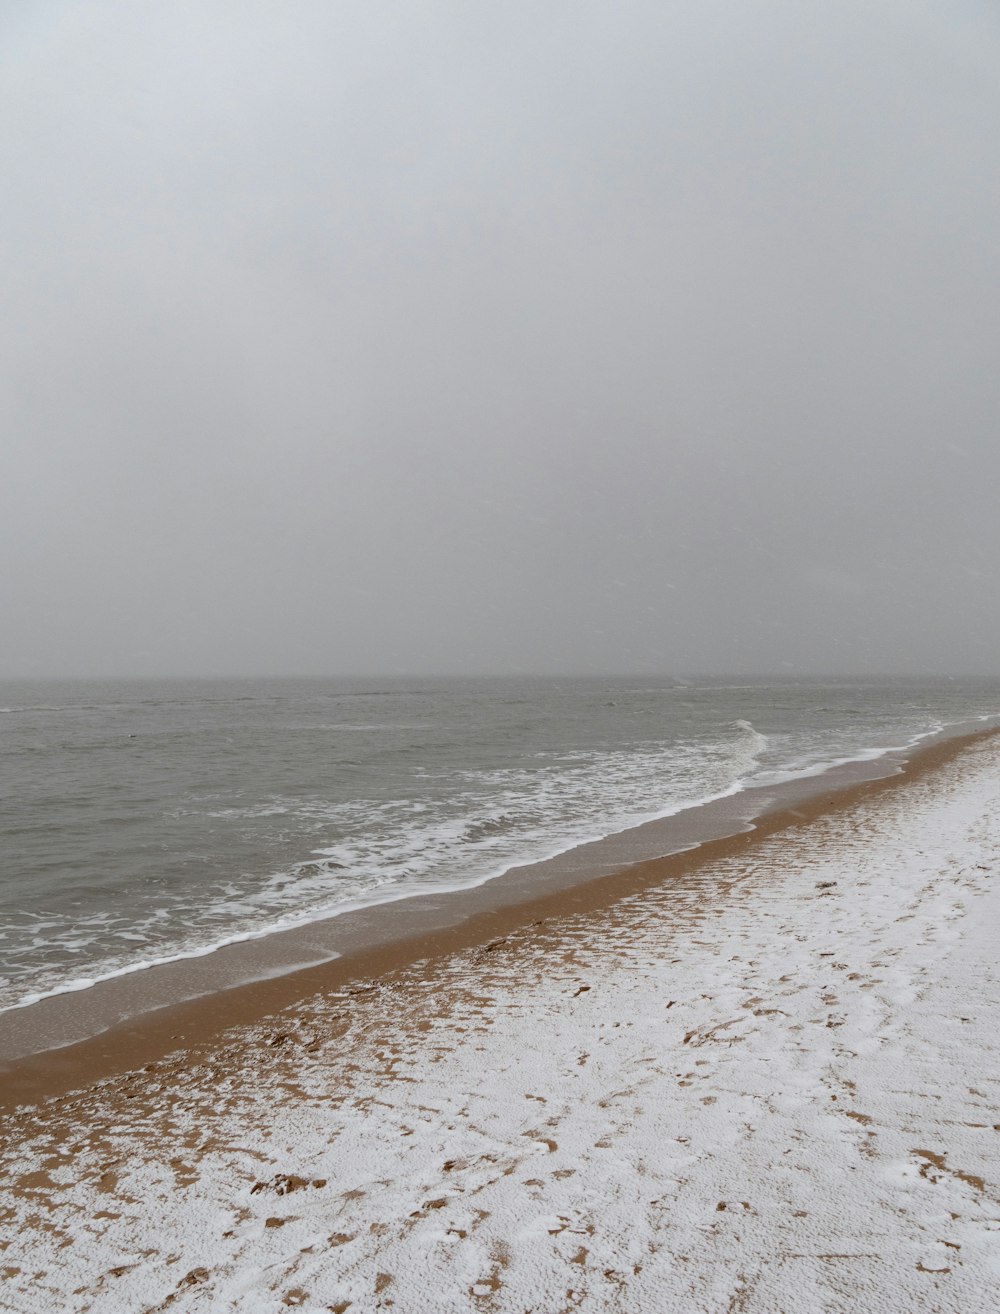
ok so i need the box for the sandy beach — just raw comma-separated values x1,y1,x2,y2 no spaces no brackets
6,0,1000,1307
3,730,1000,1311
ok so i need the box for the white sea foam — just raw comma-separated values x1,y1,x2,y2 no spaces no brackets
9,923,343,1014
749,718,949,787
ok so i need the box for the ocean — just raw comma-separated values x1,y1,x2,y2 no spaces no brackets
2,674,998,1019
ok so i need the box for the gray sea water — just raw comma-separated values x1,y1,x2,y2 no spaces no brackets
1,675,998,1015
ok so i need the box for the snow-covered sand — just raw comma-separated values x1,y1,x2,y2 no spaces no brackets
3,735,1000,1313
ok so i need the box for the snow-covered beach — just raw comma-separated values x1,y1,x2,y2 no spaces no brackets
4,731,1000,1312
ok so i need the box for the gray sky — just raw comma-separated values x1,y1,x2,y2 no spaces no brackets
3,0,999,678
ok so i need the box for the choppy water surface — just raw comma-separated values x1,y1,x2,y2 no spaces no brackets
1,675,998,1012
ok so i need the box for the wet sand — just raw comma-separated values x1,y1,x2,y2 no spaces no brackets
1,725,996,1112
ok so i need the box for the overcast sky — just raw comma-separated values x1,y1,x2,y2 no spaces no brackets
3,1,999,678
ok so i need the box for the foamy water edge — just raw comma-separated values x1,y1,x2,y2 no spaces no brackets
4,714,991,1019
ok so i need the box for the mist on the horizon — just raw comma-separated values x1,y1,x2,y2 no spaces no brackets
3,1,1000,680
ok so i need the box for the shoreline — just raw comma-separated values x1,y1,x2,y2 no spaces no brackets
2,720,997,1113
0,720,957,1021
5,721,1000,1310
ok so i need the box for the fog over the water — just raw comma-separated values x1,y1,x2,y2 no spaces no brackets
3,1,999,679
